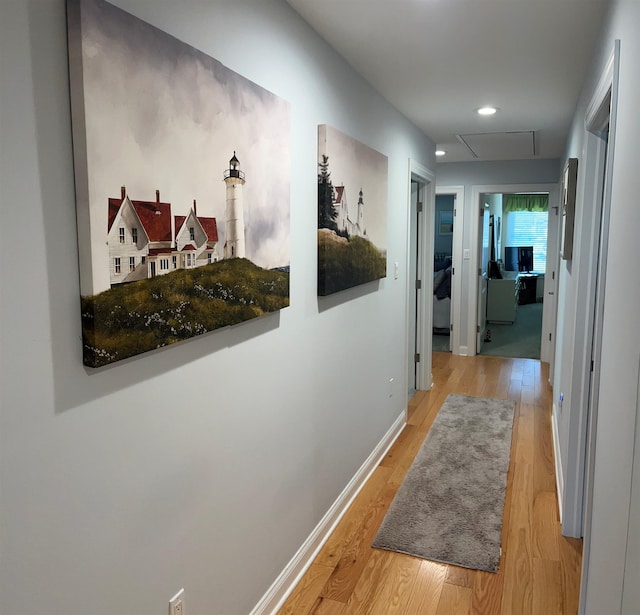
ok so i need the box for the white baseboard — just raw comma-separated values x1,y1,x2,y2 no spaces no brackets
551,402,564,523
459,345,469,356
249,410,407,615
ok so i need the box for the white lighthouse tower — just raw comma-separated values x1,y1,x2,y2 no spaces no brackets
223,151,246,259
357,189,365,234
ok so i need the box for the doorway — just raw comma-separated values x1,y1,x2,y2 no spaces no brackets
478,191,550,359
432,194,454,353
469,184,560,364
433,186,464,356
408,179,421,394
406,160,435,397
571,42,619,614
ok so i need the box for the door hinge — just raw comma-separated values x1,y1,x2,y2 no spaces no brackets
478,267,482,276
549,333,552,341
415,353,421,363
480,207,484,216
454,208,457,216
477,325,481,333
552,271,555,280
591,359,595,372
417,201,423,213
415,279,422,290
450,324,453,332
452,267,455,275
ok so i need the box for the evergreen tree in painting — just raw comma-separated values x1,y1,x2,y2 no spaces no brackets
318,154,337,231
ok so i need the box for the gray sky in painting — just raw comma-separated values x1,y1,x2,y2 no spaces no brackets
78,0,290,271
318,125,388,251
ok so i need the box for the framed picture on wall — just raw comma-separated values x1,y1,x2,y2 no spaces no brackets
67,0,291,367
439,211,454,235
317,125,388,296
560,157,578,260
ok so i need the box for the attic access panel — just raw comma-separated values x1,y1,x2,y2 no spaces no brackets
457,131,536,160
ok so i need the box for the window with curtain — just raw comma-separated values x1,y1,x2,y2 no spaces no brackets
503,194,548,273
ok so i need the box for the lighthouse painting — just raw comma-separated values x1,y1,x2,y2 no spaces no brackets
67,0,290,367
317,125,388,296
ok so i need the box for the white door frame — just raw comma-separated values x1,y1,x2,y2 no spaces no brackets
576,41,620,614
469,184,560,360
435,186,464,355
407,179,420,394
476,206,490,354
405,159,435,392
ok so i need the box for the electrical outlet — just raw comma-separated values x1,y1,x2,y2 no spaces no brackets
169,588,185,615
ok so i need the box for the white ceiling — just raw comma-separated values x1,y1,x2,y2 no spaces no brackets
285,0,611,162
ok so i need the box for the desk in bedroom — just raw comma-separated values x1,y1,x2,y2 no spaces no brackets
487,272,540,323
487,275,519,323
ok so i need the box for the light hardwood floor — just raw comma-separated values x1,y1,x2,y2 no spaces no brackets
277,353,582,615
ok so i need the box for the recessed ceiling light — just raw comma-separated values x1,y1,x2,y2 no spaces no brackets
477,106,498,116
435,150,446,157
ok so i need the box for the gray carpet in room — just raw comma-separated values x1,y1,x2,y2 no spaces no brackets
432,331,451,352
481,302,542,359
372,394,516,572
432,302,543,358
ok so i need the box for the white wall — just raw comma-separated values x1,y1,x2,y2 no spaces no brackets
0,1,435,613
553,0,640,611
435,160,559,350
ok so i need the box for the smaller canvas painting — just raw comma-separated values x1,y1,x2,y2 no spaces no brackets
317,125,388,296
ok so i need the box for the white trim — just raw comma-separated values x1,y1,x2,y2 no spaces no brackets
249,410,406,615
407,159,435,391
552,402,564,523
585,51,615,134
621,356,640,613
562,132,608,538
578,40,620,615
435,186,464,355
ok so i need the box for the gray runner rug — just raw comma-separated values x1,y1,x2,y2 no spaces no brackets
372,394,516,572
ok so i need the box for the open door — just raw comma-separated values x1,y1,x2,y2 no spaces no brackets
432,194,454,353
408,179,420,394
406,160,435,394
476,205,490,353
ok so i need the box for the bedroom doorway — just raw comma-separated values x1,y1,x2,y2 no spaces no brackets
479,190,547,359
469,186,559,363
407,160,435,397
433,186,463,356
432,193,454,352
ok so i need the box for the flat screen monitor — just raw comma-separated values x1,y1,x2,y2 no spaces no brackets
504,246,534,272
504,246,518,271
518,246,534,272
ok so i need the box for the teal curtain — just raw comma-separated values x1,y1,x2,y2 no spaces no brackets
503,194,548,212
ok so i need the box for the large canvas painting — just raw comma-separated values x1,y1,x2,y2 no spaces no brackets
67,0,290,367
317,125,387,296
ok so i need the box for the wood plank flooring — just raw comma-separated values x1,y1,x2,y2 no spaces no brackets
277,353,582,615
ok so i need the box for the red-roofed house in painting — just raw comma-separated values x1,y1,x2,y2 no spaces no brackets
107,186,219,287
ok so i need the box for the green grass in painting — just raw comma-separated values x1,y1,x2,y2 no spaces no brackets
318,231,386,295
81,258,289,367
